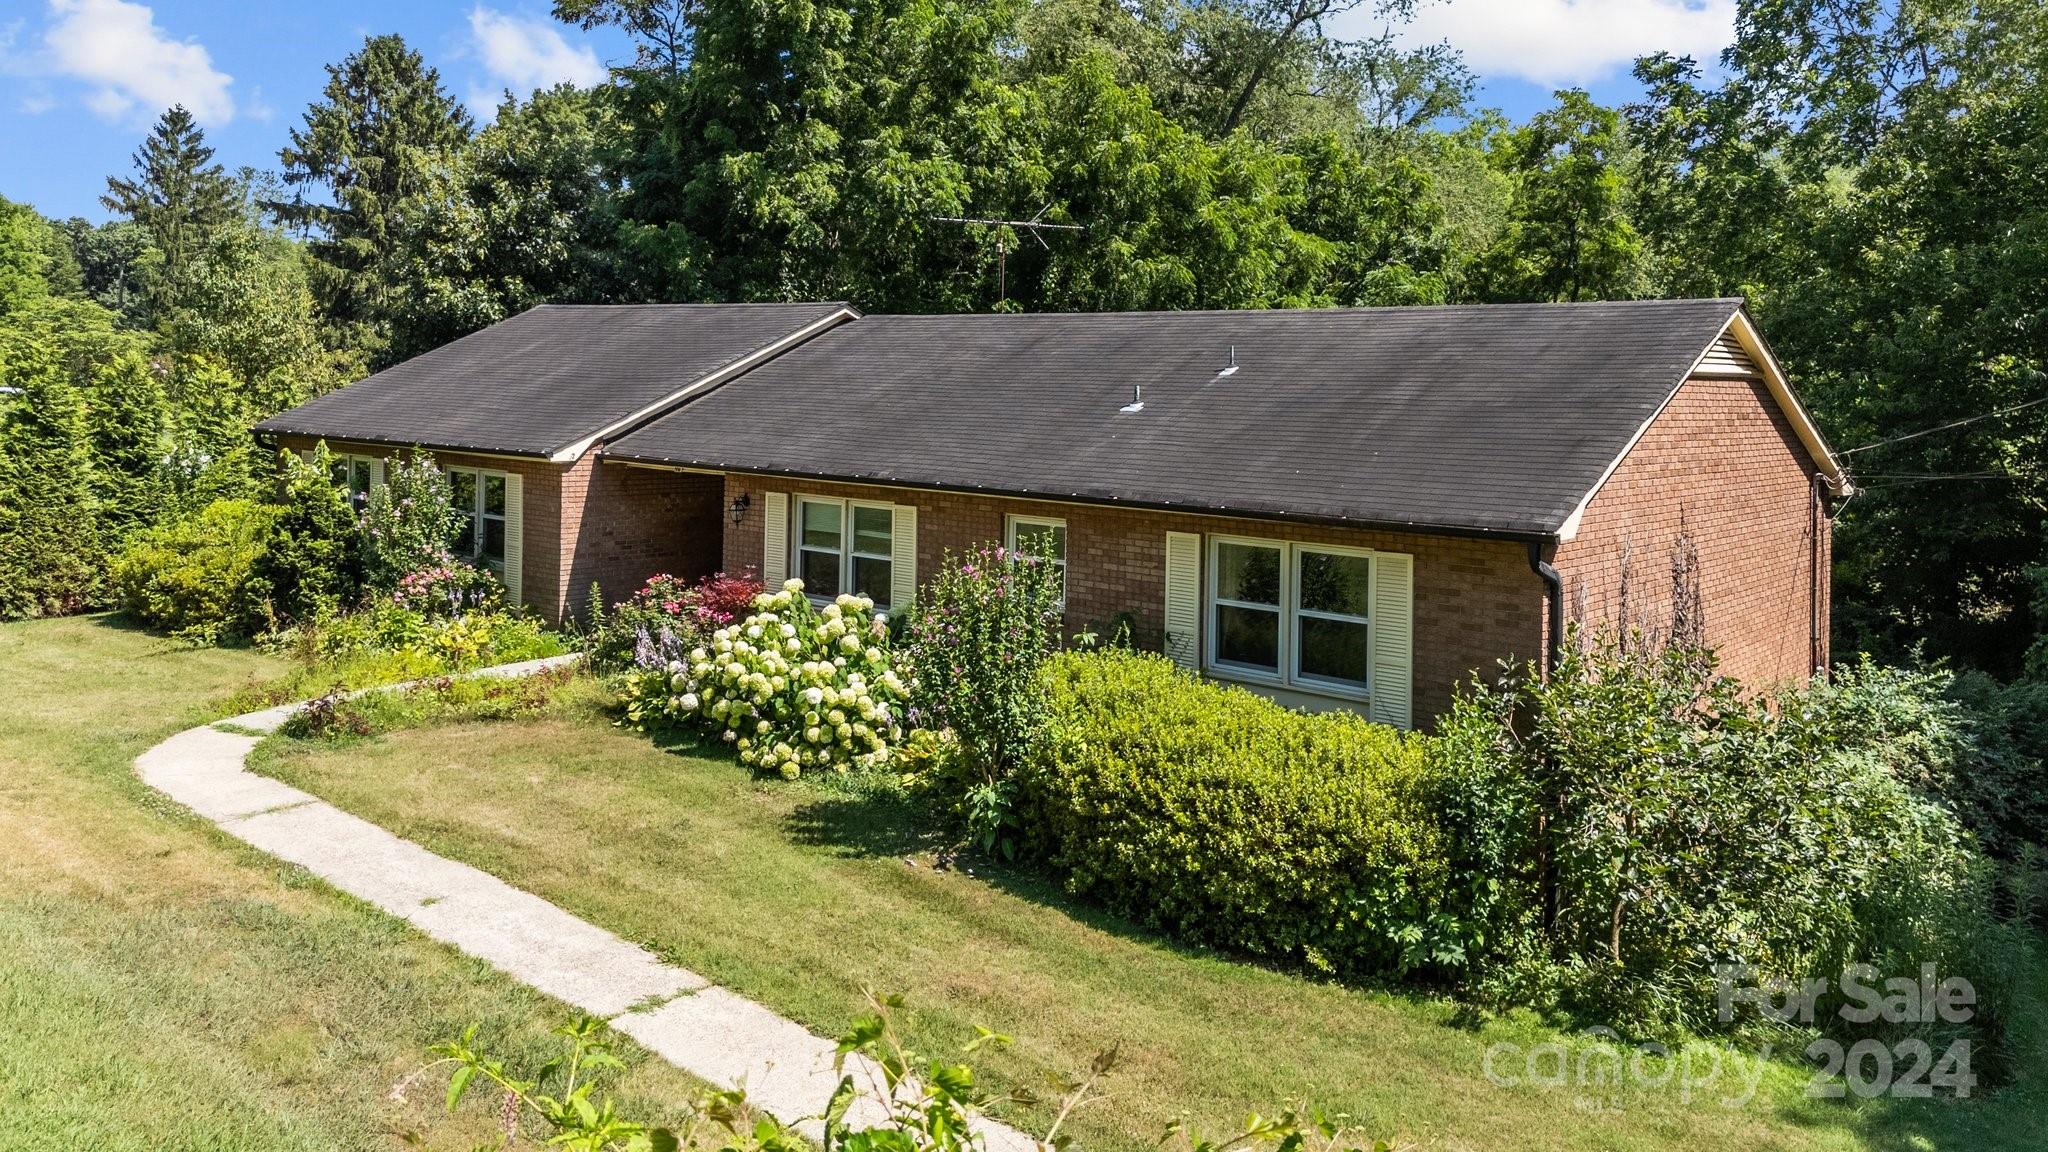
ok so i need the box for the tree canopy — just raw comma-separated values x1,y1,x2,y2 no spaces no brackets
5,1,2048,679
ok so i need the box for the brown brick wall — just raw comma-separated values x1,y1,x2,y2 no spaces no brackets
1552,375,1830,690
559,459,724,622
721,474,1542,724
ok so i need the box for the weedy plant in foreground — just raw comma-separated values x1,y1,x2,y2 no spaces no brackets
395,991,1401,1152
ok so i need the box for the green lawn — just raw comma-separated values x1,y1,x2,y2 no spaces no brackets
249,689,2048,1152
0,616,705,1150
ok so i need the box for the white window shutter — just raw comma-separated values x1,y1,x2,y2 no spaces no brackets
368,457,387,490
296,447,314,465
762,492,789,586
501,473,524,607
1163,531,1202,670
890,503,918,610
1368,551,1414,729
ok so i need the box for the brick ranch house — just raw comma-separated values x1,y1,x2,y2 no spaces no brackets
256,298,1850,729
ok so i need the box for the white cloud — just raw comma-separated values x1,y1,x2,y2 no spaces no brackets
468,6,605,94
1378,0,1736,88
41,0,235,124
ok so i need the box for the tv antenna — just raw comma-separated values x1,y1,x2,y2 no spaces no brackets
929,206,1084,305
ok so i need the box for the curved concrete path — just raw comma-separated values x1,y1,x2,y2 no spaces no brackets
138,656,1034,1151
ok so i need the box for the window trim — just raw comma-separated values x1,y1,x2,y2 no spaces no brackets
792,494,897,610
1203,534,1373,703
1004,514,1068,607
447,465,510,577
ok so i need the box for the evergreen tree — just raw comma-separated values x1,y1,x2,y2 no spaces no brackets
0,332,106,619
0,196,52,320
84,350,169,538
274,35,473,351
100,106,239,311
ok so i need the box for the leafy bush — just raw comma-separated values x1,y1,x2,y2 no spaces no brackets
1432,636,2025,1037
111,498,277,641
625,578,907,778
271,599,567,672
1942,668,2048,861
902,541,1064,848
358,452,461,592
586,570,762,672
1017,650,1467,979
252,445,363,623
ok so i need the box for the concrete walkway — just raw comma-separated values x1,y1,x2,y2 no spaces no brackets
137,656,1035,1151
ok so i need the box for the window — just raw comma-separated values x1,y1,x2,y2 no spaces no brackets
1206,536,1372,699
327,454,378,509
795,496,894,608
1005,515,1067,604
448,467,508,574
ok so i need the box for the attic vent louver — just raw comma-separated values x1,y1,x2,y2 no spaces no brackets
1119,383,1144,413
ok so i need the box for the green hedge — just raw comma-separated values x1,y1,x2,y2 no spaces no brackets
1017,651,1469,978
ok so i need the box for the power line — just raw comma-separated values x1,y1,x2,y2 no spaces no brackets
1841,394,2048,456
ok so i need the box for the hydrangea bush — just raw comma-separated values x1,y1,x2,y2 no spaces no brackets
627,578,908,778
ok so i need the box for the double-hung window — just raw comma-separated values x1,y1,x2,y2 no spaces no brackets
327,454,379,509
448,467,508,575
1207,537,1372,698
1005,515,1067,605
796,496,895,608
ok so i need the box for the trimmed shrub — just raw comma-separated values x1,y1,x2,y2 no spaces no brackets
111,498,277,641
1017,650,1465,979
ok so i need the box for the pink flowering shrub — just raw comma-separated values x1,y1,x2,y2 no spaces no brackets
586,569,764,672
392,552,505,618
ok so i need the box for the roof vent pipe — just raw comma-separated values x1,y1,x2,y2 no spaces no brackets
1218,344,1239,377
1120,383,1144,413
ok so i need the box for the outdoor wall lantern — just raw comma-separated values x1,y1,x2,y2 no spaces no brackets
729,492,751,525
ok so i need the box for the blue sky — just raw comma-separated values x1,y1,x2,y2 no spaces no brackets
0,0,1735,223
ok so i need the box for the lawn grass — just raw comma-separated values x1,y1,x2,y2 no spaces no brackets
0,615,706,1150
250,691,2048,1152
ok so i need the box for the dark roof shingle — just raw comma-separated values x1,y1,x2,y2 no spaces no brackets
255,302,852,458
603,299,1748,537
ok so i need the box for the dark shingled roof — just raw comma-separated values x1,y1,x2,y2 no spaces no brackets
603,299,1752,538
255,302,853,458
